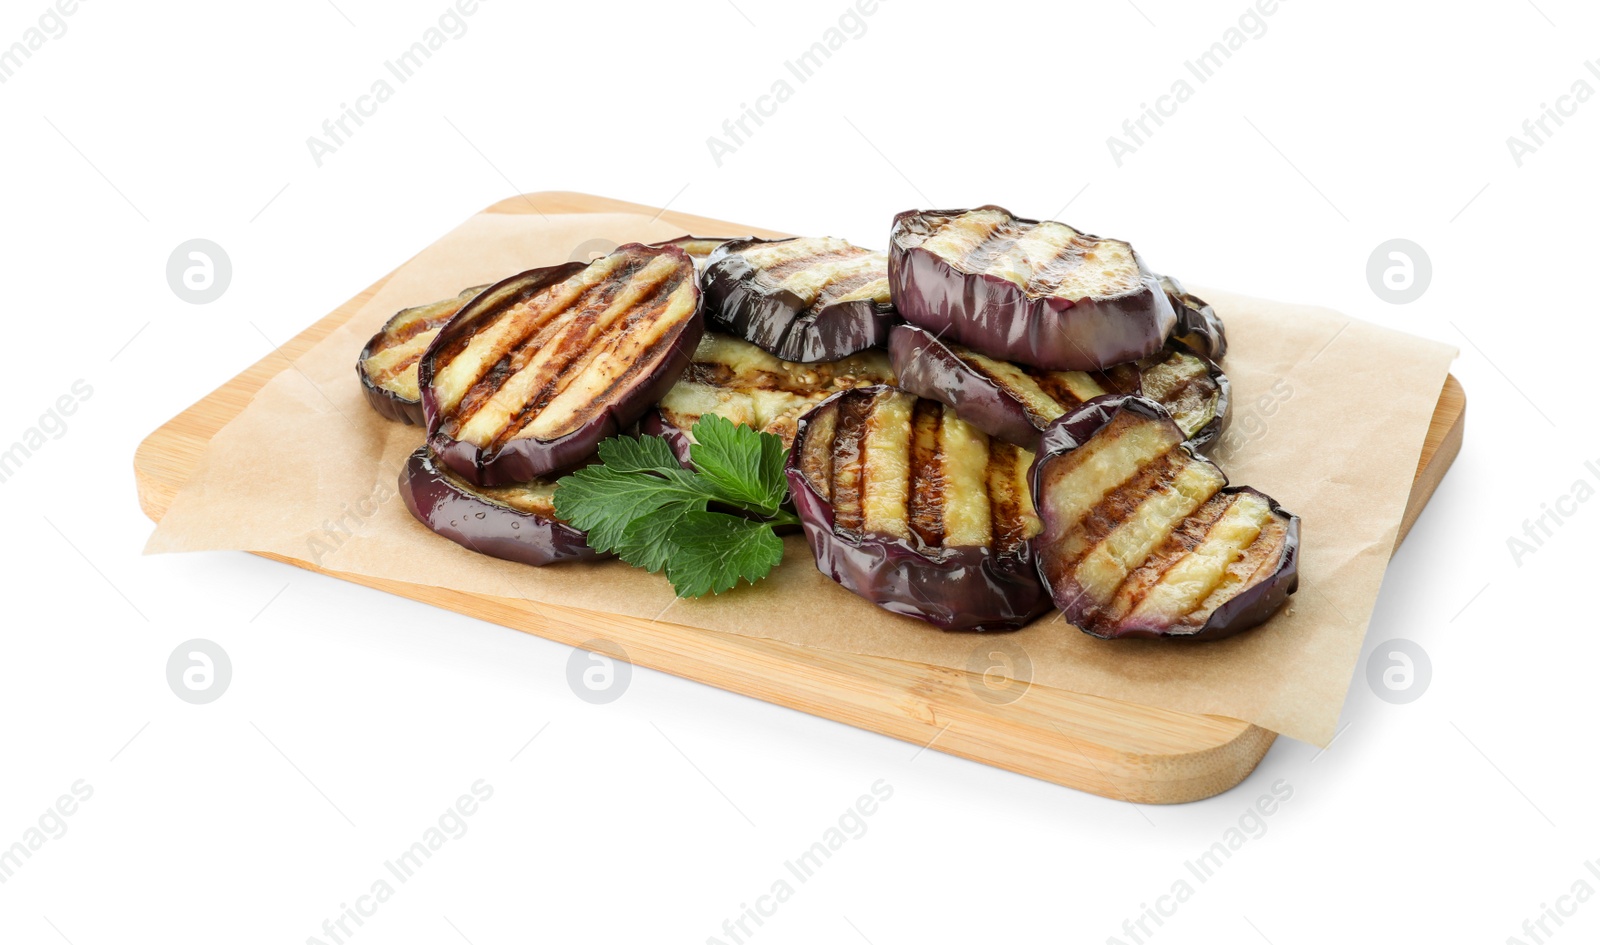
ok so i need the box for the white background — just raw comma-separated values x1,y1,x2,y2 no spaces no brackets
1,0,1595,942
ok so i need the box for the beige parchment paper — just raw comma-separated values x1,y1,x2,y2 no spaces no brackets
145,210,1459,746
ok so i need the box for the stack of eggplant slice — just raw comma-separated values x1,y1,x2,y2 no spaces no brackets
393,242,702,565
359,210,1298,642
788,206,1295,637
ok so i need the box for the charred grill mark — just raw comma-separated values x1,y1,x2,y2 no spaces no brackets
799,402,839,500
762,246,869,282
1126,492,1271,623
1025,368,1104,416
958,224,1023,273
1106,484,1234,622
438,274,618,434
686,361,737,387
808,389,1041,555
907,399,945,547
810,268,883,310
490,270,685,446
829,393,872,533
987,442,1036,555
1044,452,1184,594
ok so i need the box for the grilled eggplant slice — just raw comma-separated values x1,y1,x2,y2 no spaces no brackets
422,243,703,486
1160,274,1228,362
786,386,1053,632
358,285,490,425
1030,396,1299,640
399,447,604,566
889,206,1176,371
702,236,898,362
889,324,1228,450
642,332,896,464
650,235,744,273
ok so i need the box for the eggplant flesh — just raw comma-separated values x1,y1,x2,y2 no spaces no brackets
399,447,604,567
889,324,1228,450
703,236,898,362
1160,274,1228,362
642,332,896,464
1030,396,1299,640
650,235,746,273
421,242,703,486
786,386,1053,632
889,206,1175,371
358,286,490,425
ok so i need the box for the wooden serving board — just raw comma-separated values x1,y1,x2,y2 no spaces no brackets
133,192,1466,804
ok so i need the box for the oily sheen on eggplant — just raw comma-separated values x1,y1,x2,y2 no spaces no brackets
421,243,703,487
399,447,604,566
889,324,1229,450
1160,274,1228,362
702,236,898,362
889,206,1176,371
785,386,1053,632
640,332,896,464
1030,396,1299,640
649,235,744,272
358,285,490,424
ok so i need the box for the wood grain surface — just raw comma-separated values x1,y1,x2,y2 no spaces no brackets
132,192,1466,804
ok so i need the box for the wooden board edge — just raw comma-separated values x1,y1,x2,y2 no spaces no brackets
129,191,1467,803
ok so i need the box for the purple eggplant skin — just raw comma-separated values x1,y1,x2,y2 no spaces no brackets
888,324,1042,447
1160,274,1228,362
398,447,607,567
1028,395,1299,641
702,237,899,363
888,206,1177,372
889,323,1231,453
783,388,1055,633
421,243,704,487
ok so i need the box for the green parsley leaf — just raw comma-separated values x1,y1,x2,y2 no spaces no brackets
596,434,683,476
688,413,789,516
612,499,702,574
664,511,786,597
552,464,711,552
554,419,797,598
